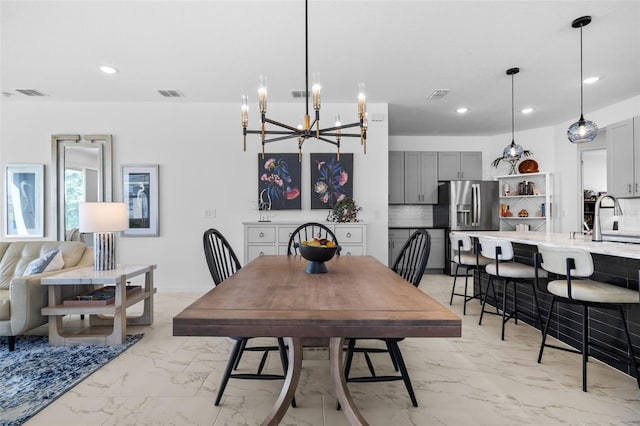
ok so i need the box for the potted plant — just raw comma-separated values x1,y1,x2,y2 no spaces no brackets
327,197,361,223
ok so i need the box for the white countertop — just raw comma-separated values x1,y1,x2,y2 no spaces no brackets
458,231,640,260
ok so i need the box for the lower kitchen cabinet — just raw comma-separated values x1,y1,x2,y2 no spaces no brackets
244,222,366,263
388,228,445,272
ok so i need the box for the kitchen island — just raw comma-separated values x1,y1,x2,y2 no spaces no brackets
456,230,640,381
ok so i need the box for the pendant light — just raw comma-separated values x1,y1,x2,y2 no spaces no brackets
567,15,598,144
502,67,523,173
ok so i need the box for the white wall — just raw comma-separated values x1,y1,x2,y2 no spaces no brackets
0,101,389,291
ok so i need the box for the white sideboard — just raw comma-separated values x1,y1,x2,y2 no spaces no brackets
243,221,367,263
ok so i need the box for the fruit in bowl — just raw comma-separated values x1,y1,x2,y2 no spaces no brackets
295,239,340,273
301,237,336,248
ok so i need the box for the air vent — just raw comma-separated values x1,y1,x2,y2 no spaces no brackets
426,89,449,100
291,90,310,99
16,89,46,96
157,89,183,98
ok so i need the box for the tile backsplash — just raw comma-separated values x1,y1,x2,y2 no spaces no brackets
618,198,640,231
388,205,434,227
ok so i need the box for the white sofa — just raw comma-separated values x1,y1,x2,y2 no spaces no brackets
0,241,93,351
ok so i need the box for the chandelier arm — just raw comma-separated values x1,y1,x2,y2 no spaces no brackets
319,132,362,138
245,129,300,136
319,122,362,132
263,118,302,132
263,134,305,144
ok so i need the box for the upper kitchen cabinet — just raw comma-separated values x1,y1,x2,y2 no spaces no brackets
389,151,405,204
438,152,482,180
404,151,438,204
607,117,640,197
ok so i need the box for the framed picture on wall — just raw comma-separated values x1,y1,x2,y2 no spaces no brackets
121,164,159,237
257,154,301,210
310,153,353,209
4,164,44,237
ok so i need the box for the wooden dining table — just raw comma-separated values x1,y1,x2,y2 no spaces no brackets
173,255,461,426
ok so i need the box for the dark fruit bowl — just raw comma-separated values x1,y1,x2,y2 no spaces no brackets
295,244,339,273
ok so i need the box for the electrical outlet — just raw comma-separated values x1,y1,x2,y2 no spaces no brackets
203,209,216,218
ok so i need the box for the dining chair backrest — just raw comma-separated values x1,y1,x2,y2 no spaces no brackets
287,222,339,255
450,232,472,252
203,228,242,285
478,238,514,261
392,229,431,287
537,245,594,278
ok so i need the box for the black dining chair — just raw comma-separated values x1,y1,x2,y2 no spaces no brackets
203,228,293,406
287,222,340,255
342,229,431,407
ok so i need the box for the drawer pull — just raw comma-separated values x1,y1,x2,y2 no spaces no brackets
345,252,352,256
259,232,264,238
346,232,352,238
259,251,265,256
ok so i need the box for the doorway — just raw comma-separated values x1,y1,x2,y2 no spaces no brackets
580,148,607,231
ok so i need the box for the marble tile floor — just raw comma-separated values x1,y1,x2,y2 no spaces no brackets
23,273,640,426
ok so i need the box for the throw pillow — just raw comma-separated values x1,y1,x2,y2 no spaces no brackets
23,249,64,276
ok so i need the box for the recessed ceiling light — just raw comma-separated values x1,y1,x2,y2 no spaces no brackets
521,107,534,114
456,107,468,114
583,76,600,84
99,66,118,74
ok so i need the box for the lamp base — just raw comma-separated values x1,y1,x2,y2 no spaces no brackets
93,232,117,271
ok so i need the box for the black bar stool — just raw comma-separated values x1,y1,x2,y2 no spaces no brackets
478,237,545,340
535,245,640,392
449,232,492,315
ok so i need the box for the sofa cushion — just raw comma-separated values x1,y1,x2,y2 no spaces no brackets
0,241,87,289
0,289,9,320
23,249,64,276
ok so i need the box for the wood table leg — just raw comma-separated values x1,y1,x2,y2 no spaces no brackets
330,337,369,426
261,337,302,426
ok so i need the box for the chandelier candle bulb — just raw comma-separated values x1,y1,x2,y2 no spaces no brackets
358,82,366,118
258,75,267,114
241,96,249,151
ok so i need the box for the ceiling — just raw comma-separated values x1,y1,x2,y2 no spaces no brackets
1,0,639,136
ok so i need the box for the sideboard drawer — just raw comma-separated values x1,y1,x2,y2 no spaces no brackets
278,226,298,244
247,227,276,243
340,246,364,256
247,245,276,262
335,227,363,244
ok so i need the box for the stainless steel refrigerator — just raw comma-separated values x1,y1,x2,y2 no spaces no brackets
434,180,500,274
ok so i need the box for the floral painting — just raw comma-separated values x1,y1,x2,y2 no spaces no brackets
257,154,301,210
310,153,353,209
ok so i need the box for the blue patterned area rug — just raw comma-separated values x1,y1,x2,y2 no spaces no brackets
0,334,143,426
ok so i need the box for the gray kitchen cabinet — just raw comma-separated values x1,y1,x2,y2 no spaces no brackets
388,151,405,204
388,228,445,271
438,151,482,180
388,229,409,267
404,151,438,204
607,117,640,197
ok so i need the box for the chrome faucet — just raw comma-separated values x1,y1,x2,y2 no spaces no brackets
592,194,623,242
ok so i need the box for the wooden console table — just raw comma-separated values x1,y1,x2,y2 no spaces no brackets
41,264,156,346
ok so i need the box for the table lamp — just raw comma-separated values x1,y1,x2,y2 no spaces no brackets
79,202,129,271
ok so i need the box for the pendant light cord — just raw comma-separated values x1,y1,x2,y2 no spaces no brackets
511,72,515,143
305,0,309,118
579,25,584,117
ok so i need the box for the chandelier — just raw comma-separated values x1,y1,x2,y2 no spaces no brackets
241,0,367,161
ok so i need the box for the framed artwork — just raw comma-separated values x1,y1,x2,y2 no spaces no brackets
4,164,44,237
257,154,301,210
121,164,159,237
310,153,353,209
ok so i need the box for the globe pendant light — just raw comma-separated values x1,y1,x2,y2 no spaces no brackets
503,67,523,174
567,15,598,144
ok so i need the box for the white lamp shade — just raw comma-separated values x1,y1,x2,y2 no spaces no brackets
79,202,129,233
